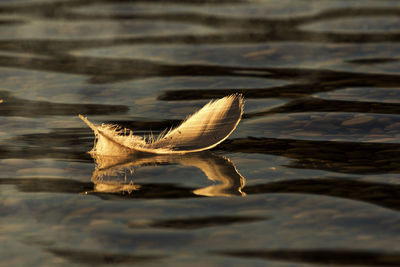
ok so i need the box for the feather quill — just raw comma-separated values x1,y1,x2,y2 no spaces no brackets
79,94,244,155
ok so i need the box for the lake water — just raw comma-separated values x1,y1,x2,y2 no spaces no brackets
1,0,400,266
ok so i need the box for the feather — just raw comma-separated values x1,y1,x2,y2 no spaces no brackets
79,94,244,155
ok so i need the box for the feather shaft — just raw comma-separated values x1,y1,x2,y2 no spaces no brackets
79,94,244,155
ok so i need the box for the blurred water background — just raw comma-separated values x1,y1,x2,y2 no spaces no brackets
1,0,400,266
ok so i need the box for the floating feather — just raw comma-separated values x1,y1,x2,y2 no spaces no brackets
79,94,244,155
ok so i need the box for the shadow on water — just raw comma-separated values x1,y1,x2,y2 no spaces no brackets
219,138,400,174
0,90,128,117
47,248,165,265
248,97,400,116
215,249,400,266
129,215,266,230
245,178,400,212
158,68,400,100
347,58,399,65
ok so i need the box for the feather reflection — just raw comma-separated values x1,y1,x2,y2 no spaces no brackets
89,152,246,197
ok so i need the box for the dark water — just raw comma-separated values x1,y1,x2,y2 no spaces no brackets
1,0,400,266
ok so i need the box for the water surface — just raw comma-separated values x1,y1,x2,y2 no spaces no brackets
1,0,400,266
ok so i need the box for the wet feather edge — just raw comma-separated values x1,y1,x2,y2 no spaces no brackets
79,94,244,155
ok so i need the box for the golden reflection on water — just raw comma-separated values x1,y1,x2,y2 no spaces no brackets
90,151,246,197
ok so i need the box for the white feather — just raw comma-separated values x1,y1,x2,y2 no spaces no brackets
79,94,244,155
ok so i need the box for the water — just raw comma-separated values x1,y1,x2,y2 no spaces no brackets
1,0,400,266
